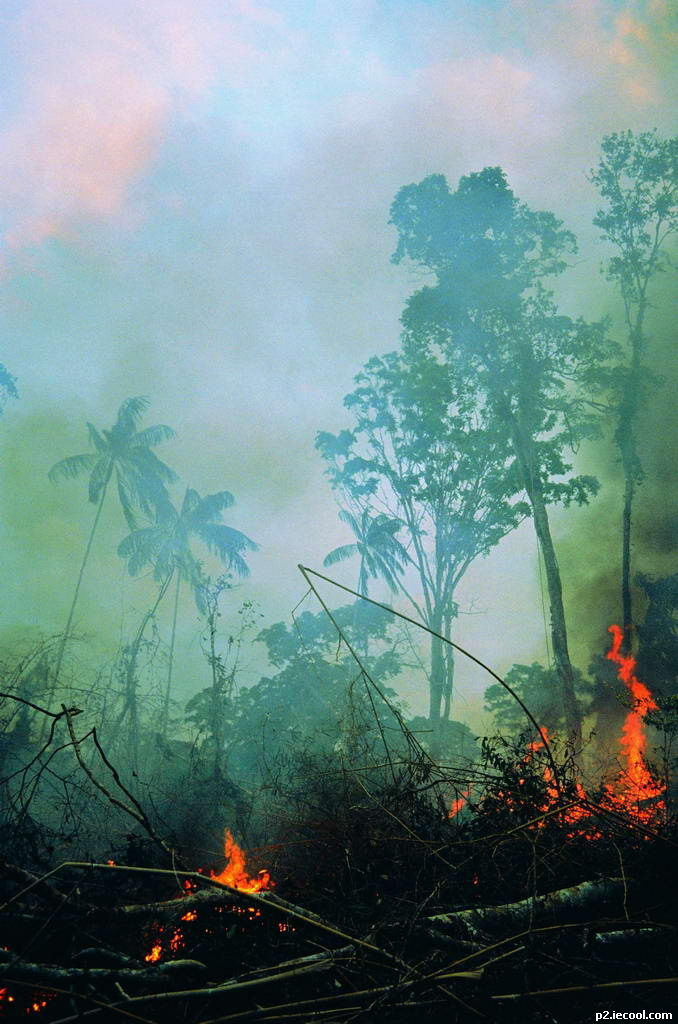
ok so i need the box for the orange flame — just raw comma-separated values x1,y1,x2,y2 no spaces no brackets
142,830,273,963
604,624,664,823
449,791,469,818
210,830,272,893
511,627,665,835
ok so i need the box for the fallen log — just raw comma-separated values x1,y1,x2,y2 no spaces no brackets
428,877,627,940
0,949,206,985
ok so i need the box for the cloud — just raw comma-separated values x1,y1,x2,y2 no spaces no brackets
0,0,288,250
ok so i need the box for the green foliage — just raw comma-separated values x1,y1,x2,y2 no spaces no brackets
591,130,678,311
323,507,408,595
192,603,406,779
407,715,478,761
390,171,616,505
484,662,592,736
317,344,527,615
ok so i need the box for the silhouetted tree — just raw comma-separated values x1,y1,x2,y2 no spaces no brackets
590,130,678,651
0,365,18,414
48,397,176,685
484,662,591,738
118,487,257,734
212,604,404,780
317,343,525,725
389,168,614,741
324,508,407,597
323,507,408,654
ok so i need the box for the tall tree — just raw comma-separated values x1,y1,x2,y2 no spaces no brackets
390,169,614,740
118,486,258,734
317,343,526,725
590,130,678,652
48,397,176,684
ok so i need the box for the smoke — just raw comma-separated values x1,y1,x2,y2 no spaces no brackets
557,272,677,672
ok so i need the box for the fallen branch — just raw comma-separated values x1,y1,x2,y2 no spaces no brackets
429,877,626,940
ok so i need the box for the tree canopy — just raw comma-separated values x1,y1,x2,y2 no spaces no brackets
317,342,525,723
389,168,616,740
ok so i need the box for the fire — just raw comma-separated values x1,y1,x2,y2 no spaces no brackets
144,943,162,963
210,830,272,893
142,830,273,964
604,624,664,823
496,627,665,837
449,791,469,818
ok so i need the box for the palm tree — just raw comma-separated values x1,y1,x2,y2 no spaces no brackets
323,508,409,652
48,397,176,685
118,487,258,733
324,508,408,597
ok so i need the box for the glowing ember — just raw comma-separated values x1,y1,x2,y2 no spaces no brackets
142,830,273,963
449,791,469,818
144,943,162,963
210,830,272,893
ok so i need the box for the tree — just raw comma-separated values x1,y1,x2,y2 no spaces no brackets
324,508,408,597
211,604,405,781
323,507,408,654
0,365,18,415
118,486,258,734
484,662,591,738
590,130,678,652
317,343,526,725
390,168,615,741
48,397,176,684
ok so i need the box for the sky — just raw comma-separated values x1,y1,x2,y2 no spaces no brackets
0,0,675,727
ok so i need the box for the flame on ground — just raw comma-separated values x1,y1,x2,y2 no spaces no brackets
453,626,665,832
143,830,273,963
603,624,665,824
210,830,272,893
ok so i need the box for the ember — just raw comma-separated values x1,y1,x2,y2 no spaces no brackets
142,829,273,963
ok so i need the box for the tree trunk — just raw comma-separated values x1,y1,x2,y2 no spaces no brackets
428,606,445,725
161,572,181,738
53,468,112,686
441,609,455,723
208,608,224,784
510,424,581,745
116,572,173,773
617,317,644,655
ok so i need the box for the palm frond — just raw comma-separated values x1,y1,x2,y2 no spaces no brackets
88,457,112,504
86,423,107,453
115,397,150,436
195,490,235,521
129,424,176,449
48,452,99,483
180,488,201,517
323,543,358,567
116,471,141,529
129,447,177,484
337,508,362,535
118,527,163,575
198,522,258,571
